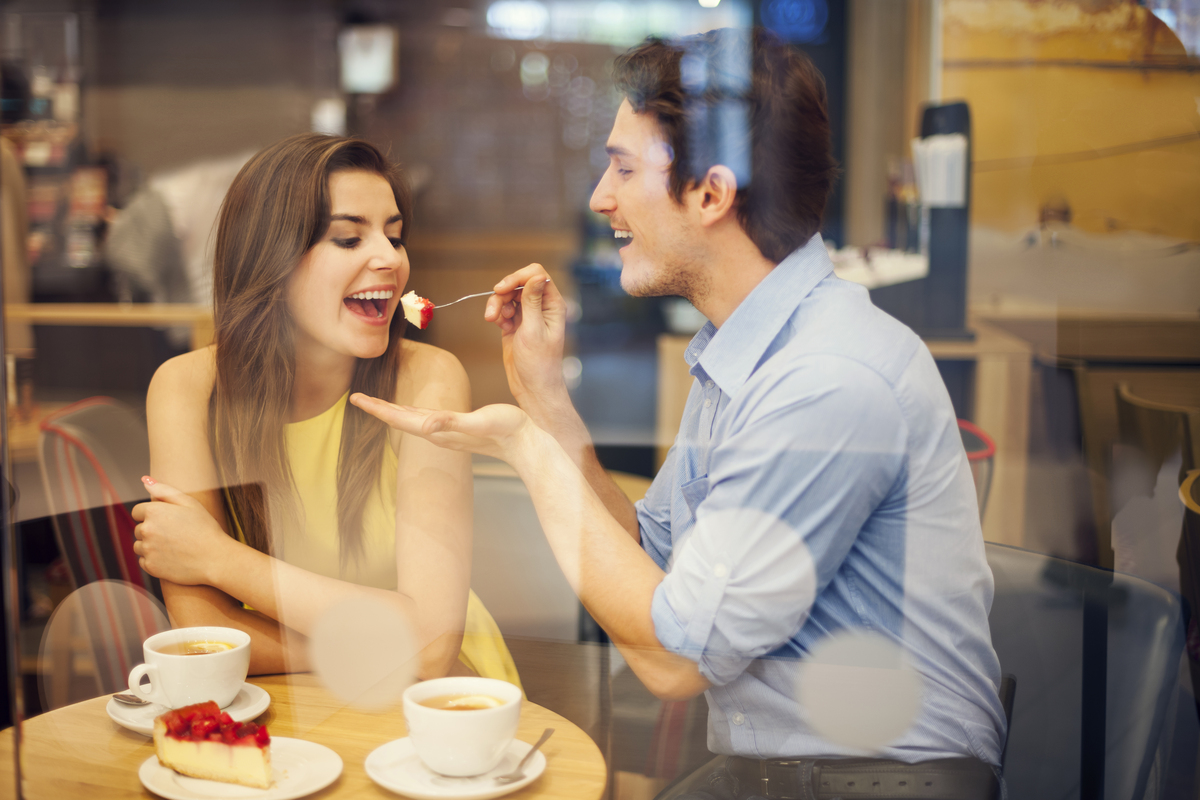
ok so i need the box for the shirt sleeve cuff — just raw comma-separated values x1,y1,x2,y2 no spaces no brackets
635,498,671,570
651,578,752,686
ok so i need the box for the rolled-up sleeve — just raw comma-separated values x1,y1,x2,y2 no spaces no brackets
650,356,907,686
636,443,678,570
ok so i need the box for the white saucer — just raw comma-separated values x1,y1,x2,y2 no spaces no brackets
139,737,341,800
364,737,546,800
108,683,271,736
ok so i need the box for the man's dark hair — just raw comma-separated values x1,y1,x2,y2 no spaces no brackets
612,28,837,263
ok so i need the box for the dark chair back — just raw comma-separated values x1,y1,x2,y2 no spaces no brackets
36,397,168,694
997,673,1016,770
38,397,157,594
987,542,1183,800
1179,470,1200,721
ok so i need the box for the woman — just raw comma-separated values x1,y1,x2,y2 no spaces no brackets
131,133,518,683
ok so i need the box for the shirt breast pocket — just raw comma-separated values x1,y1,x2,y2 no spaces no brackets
680,474,709,520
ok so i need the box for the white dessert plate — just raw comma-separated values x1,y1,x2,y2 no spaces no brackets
108,683,271,736
364,737,546,800
139,737,342,800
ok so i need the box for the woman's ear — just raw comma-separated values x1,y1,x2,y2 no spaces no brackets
696,165,738,227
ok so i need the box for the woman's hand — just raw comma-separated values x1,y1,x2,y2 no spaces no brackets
131,477,236,586
350,395,537,465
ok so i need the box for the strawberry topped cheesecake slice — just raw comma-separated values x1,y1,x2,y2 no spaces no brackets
153,701,272,789
400,290,434,329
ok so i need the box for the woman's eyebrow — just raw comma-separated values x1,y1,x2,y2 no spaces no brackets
329,213,403,225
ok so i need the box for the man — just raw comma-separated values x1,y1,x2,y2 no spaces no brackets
354,27,1005,800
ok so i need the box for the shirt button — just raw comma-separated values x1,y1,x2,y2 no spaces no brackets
705,399,712,408
713,563,728,578
732,712,745,725
705,380,714,388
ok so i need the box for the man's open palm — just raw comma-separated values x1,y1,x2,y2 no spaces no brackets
350,393,533,463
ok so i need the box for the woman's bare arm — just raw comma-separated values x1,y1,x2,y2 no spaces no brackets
390,341,474,677
143,348,310,674
138,344,474,678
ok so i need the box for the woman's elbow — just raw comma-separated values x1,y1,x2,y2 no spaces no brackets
165,601,225,630
416,629,465,679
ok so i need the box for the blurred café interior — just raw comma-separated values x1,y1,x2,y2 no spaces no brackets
0,0,1198,798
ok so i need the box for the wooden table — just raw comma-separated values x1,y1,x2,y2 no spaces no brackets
979,306,1200,567
0,673,607,799
4,303,214,352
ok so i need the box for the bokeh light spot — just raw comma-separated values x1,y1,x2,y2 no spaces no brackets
796,630,923,752
309,596,417,710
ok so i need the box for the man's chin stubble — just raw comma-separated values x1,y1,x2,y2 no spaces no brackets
620,264,710,307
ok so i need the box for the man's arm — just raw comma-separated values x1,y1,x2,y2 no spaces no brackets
351,354,907,699
484,266,641,541
350,396,710,700
513,423,711,700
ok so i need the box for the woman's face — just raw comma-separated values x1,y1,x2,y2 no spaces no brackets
287,169,408,362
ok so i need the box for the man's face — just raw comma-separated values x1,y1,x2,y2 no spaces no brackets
590,99,706,299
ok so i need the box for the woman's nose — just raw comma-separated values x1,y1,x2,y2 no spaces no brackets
369,237,403,270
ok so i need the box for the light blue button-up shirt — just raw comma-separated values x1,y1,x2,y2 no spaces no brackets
638,234,1006,764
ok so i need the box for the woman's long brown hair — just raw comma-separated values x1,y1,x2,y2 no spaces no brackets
209,133,412,568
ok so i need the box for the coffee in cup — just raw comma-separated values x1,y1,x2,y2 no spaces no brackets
127,626,251,708
402,677,522,776
155,640,237,656
417,693,505,710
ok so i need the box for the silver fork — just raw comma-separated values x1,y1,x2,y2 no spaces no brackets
433,279,548,309
494,727,554,785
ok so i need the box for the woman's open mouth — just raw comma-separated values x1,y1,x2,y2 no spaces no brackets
344,289,393,321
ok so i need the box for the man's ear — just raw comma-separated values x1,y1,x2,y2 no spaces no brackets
695,165,738,227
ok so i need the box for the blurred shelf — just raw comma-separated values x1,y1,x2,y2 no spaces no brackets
6,403,67,465
5,303,213,351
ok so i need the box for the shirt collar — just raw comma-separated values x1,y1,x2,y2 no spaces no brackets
687,234,833,395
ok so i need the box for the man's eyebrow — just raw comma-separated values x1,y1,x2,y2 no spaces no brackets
605,145,634,159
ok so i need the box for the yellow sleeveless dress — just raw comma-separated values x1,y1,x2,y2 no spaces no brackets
242,392,520,686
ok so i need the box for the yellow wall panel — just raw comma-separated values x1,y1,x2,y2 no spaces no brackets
942,0,1200,239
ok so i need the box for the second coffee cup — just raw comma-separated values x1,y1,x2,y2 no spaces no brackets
403,676,522,776
127,626,251,708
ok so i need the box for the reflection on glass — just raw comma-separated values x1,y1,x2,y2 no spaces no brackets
0,2,1197,799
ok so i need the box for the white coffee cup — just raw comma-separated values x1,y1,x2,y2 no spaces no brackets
402,676,522,776
127,626,251,709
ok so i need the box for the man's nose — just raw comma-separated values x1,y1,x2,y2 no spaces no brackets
590,170,614,215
